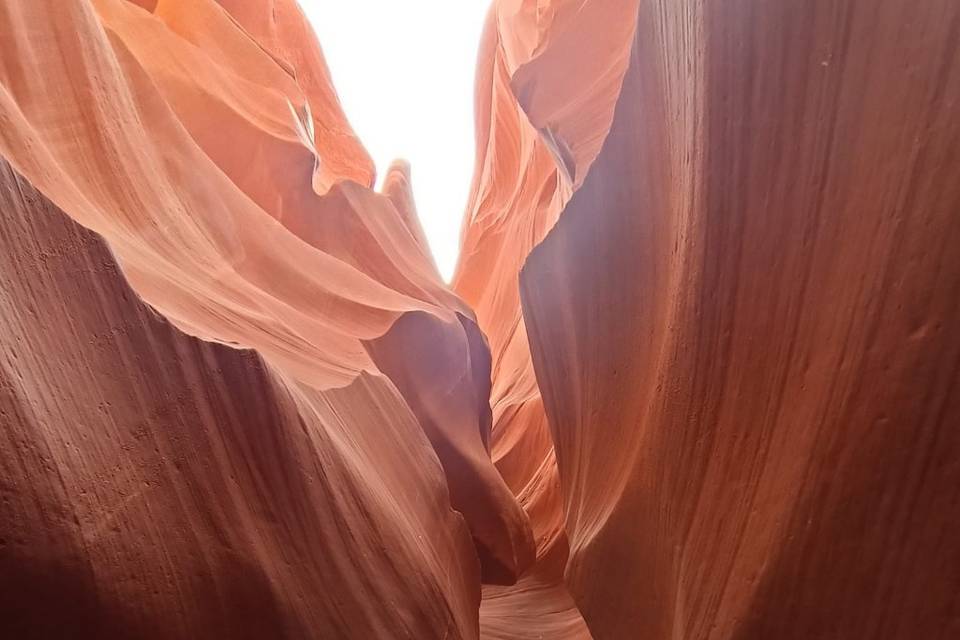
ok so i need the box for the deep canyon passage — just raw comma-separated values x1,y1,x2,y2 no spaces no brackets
1,1,959,639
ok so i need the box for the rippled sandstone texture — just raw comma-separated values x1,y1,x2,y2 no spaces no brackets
2,0,960,639
0,0,530,637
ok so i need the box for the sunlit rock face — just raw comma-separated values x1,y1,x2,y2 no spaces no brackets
2,1,959,639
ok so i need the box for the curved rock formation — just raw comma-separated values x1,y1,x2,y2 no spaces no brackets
454,0,639,569
2,0,960,638
0,159,478,638
0,0,531,637
452,2,639,636
518,2,960,638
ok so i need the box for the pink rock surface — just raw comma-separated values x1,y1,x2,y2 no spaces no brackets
2,0,959,638
521,1,960,638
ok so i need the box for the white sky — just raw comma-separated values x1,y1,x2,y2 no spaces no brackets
301,1,491,281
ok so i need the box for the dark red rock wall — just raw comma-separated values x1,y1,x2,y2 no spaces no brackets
0,160,480,639
521,1,960,637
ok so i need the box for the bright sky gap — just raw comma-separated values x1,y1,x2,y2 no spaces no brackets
302,1,491,281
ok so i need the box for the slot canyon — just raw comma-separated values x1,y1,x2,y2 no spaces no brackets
1,1,959,638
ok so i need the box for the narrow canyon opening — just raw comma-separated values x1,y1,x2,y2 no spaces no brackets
304,0,491,280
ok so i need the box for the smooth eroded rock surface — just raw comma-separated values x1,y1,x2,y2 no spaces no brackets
2,0,959,638
521,1,960,638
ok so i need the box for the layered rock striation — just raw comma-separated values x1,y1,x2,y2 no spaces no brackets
2,0,959,639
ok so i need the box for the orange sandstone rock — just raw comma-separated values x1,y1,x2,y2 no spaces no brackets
521,1,960,638
0,1,533,638
2,0,959,638
0,160,478,638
